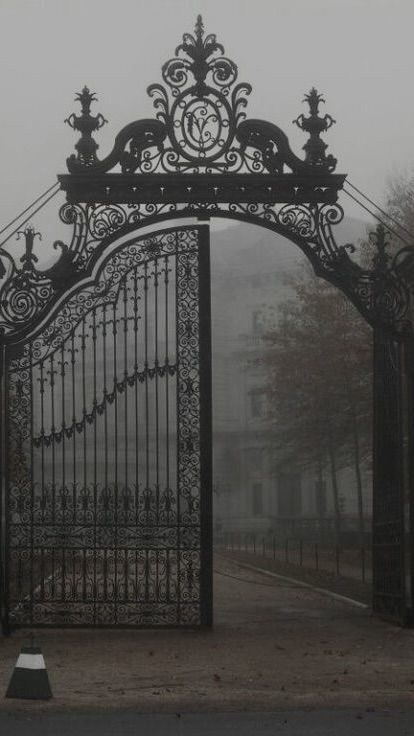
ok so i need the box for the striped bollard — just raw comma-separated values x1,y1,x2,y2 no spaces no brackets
5,645,52,700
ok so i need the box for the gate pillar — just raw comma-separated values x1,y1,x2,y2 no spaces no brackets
372,329,411,624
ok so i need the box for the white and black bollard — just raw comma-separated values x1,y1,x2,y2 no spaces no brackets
5,645,52,700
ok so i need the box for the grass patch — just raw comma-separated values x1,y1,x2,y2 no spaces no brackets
219,550,372,605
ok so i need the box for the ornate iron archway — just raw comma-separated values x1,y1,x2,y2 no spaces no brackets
0,15,413,628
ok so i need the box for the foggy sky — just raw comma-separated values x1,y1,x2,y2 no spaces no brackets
0,0,412,247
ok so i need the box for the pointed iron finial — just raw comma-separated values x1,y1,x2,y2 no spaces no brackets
304,87,326,115
293,87,337,171
74,86,97,115
65,86,107,167
195,14,204,40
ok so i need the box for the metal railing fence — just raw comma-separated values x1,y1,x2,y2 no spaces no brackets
215,531,371,584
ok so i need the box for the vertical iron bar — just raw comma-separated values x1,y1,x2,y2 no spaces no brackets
49,354,56,525
0,330,7,633
103,304,108,521
123,277,128,512
60,343,66,542
92,307,97,623
102,303,108,615
175,241,181,623
81,315,87,518
144,261,149,527
144,260,149,607
164,255,170,526
154,257,160,601
81,315,87,609
123,277,129,605
112,300,118,623
133,267,139,530
198,226,212,627
39,361,45,527
29,344,34,625
70,332,77,526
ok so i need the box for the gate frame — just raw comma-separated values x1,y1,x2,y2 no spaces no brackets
0,15,414,626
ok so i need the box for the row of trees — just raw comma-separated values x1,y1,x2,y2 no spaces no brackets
257,171,414,545
258,266,372,544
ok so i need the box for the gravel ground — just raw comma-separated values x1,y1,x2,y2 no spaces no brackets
1,554,414,713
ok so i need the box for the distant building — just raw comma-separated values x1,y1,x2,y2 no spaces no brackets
210,223,372,541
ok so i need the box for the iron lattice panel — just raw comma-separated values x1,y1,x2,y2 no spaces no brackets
4,226,211,628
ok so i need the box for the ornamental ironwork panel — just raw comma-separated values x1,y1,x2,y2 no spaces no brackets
2,225,212,629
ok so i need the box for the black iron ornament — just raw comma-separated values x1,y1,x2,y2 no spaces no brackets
65,87,107,167
293,87,336,170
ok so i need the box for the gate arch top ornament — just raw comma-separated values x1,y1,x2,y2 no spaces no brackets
64,15,338,179
0,15,412,339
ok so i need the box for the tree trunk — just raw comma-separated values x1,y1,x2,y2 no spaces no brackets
327,438,341,545
351,410,365,549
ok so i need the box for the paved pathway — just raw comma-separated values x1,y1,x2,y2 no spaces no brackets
1,555,414,713
1,709,414,735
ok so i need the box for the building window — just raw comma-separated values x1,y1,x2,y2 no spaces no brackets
252,309,264,334
250,389,266,418
315,478,326,518
246,447,263,470
277,472,302,517
253,483,263,516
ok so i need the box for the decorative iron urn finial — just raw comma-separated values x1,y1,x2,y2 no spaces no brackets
293,87,337,171
65,86,107,167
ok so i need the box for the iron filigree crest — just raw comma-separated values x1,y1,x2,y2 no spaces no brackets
64,15,337,176
0,16,411,339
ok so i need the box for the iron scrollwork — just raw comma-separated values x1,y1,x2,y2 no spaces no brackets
0,226,82,337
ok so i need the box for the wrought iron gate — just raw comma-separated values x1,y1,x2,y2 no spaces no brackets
1,225,212,629
1,15,414,630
